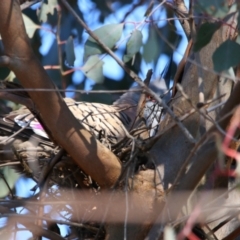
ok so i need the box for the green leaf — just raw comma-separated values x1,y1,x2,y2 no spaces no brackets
22,14,38,38
65,36,76,67
195,0,228,18
143,27,160,63
213,40,240,72
37,0,58,23
193,22,221,52
0,167,20,198
143,23,181,64
84,23,124,61
123,30,143,62
82,56,104,83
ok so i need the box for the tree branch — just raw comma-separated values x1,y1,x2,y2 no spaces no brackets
0,0,121,188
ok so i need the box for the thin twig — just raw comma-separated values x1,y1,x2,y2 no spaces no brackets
142,93,227,151
129,69,153,131
33,148,65,190
172,0,191,39
0,212,99,231
190,0,206,136
0,117,35,144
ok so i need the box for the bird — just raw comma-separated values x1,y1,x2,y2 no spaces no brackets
0,84,163,149
0,81,165,190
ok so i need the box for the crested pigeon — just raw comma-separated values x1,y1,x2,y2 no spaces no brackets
1,85,163,147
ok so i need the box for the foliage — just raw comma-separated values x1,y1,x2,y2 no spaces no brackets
19,0,182,102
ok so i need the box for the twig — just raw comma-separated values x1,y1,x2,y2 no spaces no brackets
143,93,227,151
0,91,34,109
176,83,210,122
32,148,65,190
204,224,218,240
176,83,236,140
172,39,193,97
190,0,206,136
0,117,35,144
0,212,99,231
20,0,41,10
56,6,67,94
0,86,142,94
207,101,226,113
129,69,153,131
143,108,197,151
172,0,191,39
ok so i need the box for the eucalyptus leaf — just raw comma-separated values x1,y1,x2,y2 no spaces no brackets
195,0,228,18
193,22,221,52
213,40,240,72
143,27,160,63
22,14,38,38
82,56,104,83
37,0,58,23
84,23,123,61
123,30,143,62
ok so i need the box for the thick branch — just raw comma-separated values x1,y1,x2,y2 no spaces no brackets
0,0,121,187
